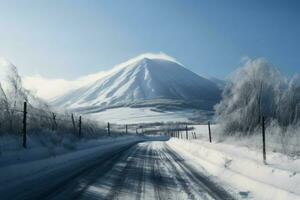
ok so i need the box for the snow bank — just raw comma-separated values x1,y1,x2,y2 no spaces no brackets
0,134,143,167
167,138,300,200
0,135,144,196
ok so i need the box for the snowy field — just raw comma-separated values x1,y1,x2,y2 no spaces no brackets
87,107,196,124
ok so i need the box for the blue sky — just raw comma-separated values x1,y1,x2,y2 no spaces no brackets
0,0,299,79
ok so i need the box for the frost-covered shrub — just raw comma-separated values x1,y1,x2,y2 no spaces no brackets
0,59,114,139
215,58,300,135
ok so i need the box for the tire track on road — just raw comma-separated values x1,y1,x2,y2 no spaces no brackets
104,145,142,199
165,144,235,200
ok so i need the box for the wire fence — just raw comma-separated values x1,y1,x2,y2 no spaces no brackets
0,101,146,148
1,101,298,162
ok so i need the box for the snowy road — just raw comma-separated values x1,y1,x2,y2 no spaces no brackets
1,141,234,200
76,141,234,200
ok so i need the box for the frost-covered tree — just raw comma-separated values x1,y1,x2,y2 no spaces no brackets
0,58,119,138
277,76,300,127
0,59,29,133
215,58,300,135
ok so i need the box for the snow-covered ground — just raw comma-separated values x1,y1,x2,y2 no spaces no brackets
167,125,300,200
87,107,195,124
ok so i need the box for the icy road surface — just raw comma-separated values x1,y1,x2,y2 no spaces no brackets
1,141,234,200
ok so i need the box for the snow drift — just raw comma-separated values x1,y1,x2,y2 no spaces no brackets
167,136,300,200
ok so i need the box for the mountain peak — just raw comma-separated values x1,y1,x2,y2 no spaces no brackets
113,53,182,71
134,53,177,62
136,57,152,66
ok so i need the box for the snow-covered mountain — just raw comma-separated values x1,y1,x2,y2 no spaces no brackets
52,55,221,113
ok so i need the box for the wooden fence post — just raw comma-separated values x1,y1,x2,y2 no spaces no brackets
52,112,57,131
79,116,82,137
22,102,27,148
125,124,128,134
262,116,266,163
71,114,76,134
107,122,110,136
185,124,188,140
208,121,212,143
